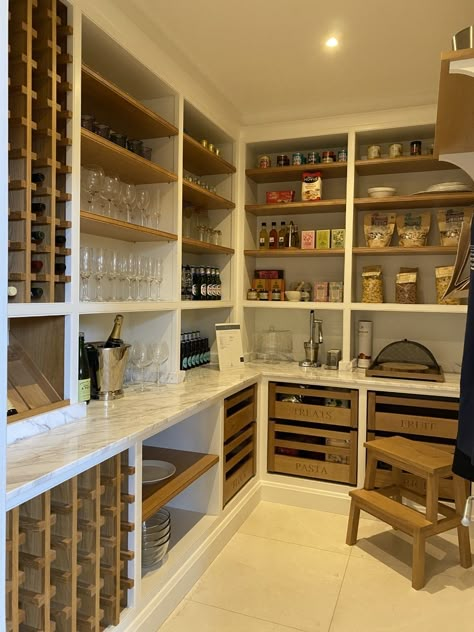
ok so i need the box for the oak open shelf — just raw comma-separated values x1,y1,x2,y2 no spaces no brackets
182,181,235,210
142,447,219,521
81,64,178,140
81,129,177,185
354,192,474,210
183,134,235,176
353,246,457,256
355,155,458,176
245,199,346,216
244,248,344,257
246,162,347,183
182,237,234,255
80,211,178,243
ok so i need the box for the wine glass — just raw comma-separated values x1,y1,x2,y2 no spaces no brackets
122,183,136,224
102,174,121,217
136,189,150,227
130,342,153,392
79,246,93,301
94,247,106,301
135,255,147,301
125,253,137,301
146,256,155,301
117,254,128,301
152,340,169,386
106,250,119,301
83,165,104,213
153,258,163,300
150,189,161,228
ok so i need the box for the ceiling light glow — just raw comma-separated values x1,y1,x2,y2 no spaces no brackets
325,37,339,48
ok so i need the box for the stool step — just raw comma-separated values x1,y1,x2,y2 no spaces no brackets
364,436,452,477
349,488,431,534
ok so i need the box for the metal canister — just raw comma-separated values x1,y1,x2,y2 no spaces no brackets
337,149,347,162
208,143,215,153
307,151,320,164
321,151,334,163
326,349,341,370
410,140,422,156
258,154,271,168
389,143,403,158
367,144,381,160
292,152,303,165
200,139,208,148
276,154,290,167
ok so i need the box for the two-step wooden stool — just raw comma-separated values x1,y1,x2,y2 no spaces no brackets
346,436,472,589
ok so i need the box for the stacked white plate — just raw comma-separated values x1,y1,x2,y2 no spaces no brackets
412,182,473,195
142,508,171,568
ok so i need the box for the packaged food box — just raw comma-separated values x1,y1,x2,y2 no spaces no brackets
301,171,322,201
252,278,285,300
301,230,315,249
254,269,284,279
313,281,329,302
316,229,330,249
329,281,344,302
331,228,345,249
265,190,295,204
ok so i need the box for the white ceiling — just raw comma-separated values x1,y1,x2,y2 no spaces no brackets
114,0,474,125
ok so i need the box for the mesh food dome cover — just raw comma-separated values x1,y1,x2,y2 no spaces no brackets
372,339,440,369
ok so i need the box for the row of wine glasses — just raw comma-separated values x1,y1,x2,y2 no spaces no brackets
80,246,163,302
81,165,161,228
127,341,169,392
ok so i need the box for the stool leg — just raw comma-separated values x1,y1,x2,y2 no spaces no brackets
425,474,439,524
412,530,426,590
364,452,378,490
391,466,403,502
453,474,472,569
346,499,360,546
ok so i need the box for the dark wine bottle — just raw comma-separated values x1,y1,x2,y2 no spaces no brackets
104,314,124,348
7,397,18,417
78,332,91,404
31,230,45,244
55,234,67,246
55,262,67,275
32,172,45,184
30,287,43,299
32,202,46,215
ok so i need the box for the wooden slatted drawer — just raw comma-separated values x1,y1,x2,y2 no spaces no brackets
224,384,257,441
223,422,256,506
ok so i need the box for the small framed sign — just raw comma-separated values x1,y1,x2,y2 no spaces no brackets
215,323,244,369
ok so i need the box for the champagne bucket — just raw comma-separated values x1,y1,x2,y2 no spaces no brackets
86,342,131,400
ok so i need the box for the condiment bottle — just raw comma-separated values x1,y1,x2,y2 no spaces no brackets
271,283,281,301
269,222,278,249
278,221,287,248
259,222,269,249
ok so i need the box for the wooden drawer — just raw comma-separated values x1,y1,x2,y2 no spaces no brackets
268,420,357,484
223,421,256,506
224,384,257,441
367,392,458,439
269,382,358,428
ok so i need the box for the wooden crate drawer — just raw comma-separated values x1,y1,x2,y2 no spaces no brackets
224,384,257,441
223,422,256,506
268,420,357,484
367,392,458,439
269,382,358,428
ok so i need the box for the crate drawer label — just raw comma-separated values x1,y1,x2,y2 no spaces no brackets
228,462,253,491
372,412,457,438
275,402,350,423
294,461,329,475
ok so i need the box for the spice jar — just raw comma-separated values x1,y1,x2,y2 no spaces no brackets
258,155,271,168
321,151,334,163
367,145,381,159
200,139,208,148
292,152,303,165
337,149,347,162
258,288,269,301
276,154,290,167
389,143,403,158
247,288,258,300
410,140,422,156
208,143,215,153
307,151,320,164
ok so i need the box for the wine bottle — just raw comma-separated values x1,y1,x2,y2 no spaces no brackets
269,221,278,249
32,172,45,184
31,287,43,299
31,230,45,244
8,286,17,299
55,234,67,246
78,332,91,404
7,397,18,417
104,314,124,348
31,202,46,215
55,262,66,275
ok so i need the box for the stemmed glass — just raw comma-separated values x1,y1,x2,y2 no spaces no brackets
122,183,136,224
125,253,137,301
106,250,119,301
130,342,153,392
146,257,155,301
102,174,121,217
136,255,147,301
94,247,106,301
150,189,161,229
153,258,163,300
80,246,93,301
152,341,169,386
136,189,150,227
117,254,128,301
83,165,104,213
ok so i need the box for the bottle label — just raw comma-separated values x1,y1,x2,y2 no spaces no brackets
201,284,207,298
183,356,188,370
78,378,91,403
192,284,198,297
259,237,265,246
278,236,285,246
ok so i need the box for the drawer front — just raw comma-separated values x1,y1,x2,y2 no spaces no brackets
223,421,256,507
224,384,257,441
270,454,354,484
269,383,358,429
370,412,457,439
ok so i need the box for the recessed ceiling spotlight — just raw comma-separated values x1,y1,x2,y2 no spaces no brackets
325,37,339,48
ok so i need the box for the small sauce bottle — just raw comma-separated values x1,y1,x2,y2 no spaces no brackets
269,222,278,249
259,222,269,249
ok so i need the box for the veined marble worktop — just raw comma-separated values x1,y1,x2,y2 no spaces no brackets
6,362,461,509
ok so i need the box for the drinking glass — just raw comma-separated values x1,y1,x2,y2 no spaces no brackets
122,183,136,224
152,341,169,386
136,255,147,301
136,189,150,227
125,253,137,301
102,174,121,217
146,256,154,301
79,246,93,301
83,165,104,213
94,247,106,301
130,342,153,392
150,189,161,228
106,250,119,301
153,258,163,300
117,254,128,301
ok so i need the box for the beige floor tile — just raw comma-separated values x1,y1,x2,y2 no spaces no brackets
239,501,391,555
329,554,474,632
189,532,348,632
159,599,305,632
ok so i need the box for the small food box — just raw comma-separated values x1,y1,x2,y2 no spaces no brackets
265,190,295,204
301,230,315,249
316,229,330,249
331,228,345,249
314,281,329,302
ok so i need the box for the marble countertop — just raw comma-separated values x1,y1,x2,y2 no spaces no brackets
6,362,461,508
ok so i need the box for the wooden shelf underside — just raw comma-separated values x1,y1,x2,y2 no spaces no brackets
142,446,219,521
353,246,457,256
182,181,234,210
182,237,234,255
81,64,178,140
354,192,474,210
183,134,235,176
81,129,177,185
246,162,346,183
354,156,459,176
244,248,344,257
245,199,346,216
80,211,178,243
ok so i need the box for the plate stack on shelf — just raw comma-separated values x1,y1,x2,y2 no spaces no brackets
142,508,171,568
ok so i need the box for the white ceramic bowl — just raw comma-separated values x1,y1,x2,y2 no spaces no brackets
285,291,302,302
367,187,396,198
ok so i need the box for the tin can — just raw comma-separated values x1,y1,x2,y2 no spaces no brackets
292,152,303,165
367,144,381,160
321,151,334,163
410,140,422,156
208,143,215,153
200,139,208,148
337,149,347,162
307,151,320,164
276,154,290,167
389,143,403,158
258,155,271,168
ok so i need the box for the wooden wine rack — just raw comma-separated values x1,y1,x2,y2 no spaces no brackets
5,451,135,632
8,0,72,304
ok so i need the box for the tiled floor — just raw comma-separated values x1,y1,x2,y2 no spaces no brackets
158,502,474,632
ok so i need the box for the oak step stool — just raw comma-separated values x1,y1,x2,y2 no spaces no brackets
346,436,472,589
